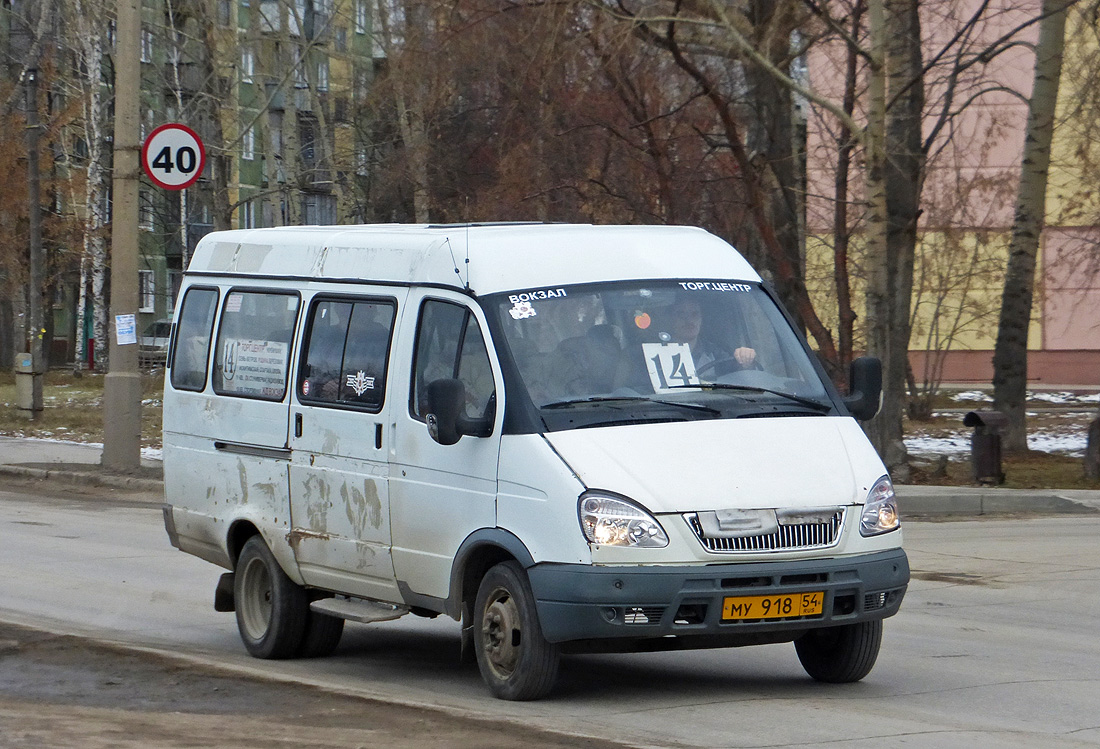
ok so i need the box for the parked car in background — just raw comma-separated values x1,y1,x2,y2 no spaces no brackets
140,319,172,366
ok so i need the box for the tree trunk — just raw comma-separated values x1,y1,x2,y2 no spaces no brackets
864,0,924,479
280,0,302,226
72,0,109,370
742,7,805,335
1085,415,1100,481
992,0,1069,452
381,0,431,223
862,0,890,455
832,6,865,379
199,0,234,231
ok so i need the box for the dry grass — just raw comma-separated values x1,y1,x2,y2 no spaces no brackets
0,368,164,449
908,451,1100,489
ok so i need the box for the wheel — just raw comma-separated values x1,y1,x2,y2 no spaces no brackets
696,356,742,379
795,620,882,683
234,535,309,659
298,609,344,658
473,561,560,700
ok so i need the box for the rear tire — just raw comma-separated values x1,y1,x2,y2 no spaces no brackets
795,620,882,683
234,536,308,659
298,608,344,658
473,561,560,700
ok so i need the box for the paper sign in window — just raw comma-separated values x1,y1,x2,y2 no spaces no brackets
642,342,700,392
220,338,289,398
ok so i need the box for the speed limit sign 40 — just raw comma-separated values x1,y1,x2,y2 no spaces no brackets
142,123,206,190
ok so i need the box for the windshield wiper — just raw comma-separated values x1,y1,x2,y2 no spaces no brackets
663,383,832,413
541,396,720,416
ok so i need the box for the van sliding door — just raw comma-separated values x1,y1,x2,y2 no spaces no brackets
288,290,407,600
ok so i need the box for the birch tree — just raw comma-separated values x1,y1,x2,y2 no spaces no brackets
992,0,1071,452
68,0,111,369
862,0,924,470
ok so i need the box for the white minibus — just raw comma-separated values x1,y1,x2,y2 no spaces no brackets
162,223,907,700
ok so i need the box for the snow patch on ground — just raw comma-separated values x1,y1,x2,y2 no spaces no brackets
907,427,1089,458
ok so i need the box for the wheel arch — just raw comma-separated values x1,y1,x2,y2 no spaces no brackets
227,519,262,567
447,528,536,619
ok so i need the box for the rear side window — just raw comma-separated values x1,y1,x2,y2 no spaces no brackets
169,287,218,391
298,298,395,411
212,290,300,401
410,300,495,422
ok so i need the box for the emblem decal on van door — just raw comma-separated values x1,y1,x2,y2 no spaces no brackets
345,370,375,396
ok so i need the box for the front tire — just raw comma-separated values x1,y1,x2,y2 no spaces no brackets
234,535,308,659
795,620,882,683
473,561,560,700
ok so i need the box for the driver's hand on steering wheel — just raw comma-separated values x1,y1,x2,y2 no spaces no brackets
734,347,756,368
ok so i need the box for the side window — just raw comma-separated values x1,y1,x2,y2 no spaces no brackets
169,287,218,391
299,298,395,410
212,290,300,400
411,300,495,421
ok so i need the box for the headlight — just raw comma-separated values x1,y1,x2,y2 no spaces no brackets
579,493,669,548
860,475,901,536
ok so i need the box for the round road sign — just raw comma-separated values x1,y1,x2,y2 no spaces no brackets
141,123,206,190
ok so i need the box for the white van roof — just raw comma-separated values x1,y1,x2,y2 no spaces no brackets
186,223,762,294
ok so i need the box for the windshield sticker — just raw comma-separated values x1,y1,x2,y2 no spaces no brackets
509,288,567,304
634,312,652,330
509,300,537,320
643,342,700,392
679,281,752,292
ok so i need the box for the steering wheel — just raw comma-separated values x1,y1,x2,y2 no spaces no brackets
696,357,742,378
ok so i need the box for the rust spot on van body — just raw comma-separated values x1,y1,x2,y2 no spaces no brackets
286,528,332,552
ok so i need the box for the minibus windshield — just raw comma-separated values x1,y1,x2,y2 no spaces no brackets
487,281,834,428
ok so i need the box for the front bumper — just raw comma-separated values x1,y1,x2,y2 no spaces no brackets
527,548,908,647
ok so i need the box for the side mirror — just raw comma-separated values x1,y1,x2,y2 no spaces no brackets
843,356,882,421
425,379,493,445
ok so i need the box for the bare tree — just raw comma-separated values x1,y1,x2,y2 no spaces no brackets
862,0,924,472
992,0,1071,451
66,0,111,369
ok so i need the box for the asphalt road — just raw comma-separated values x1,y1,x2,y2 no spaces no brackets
1,481,1098,748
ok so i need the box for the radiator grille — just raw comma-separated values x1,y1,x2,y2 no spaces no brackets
864,592,888,611
624,606,665,625
686,510,844,553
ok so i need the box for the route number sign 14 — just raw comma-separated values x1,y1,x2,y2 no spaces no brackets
141,123,206,190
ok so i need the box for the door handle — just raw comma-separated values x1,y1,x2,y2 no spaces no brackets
375,423,383,450
295,412,303,438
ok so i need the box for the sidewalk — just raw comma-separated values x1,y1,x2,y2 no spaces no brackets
0,436,163,493
2,436,1099,516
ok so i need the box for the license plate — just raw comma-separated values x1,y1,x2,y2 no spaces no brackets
722,591,824,621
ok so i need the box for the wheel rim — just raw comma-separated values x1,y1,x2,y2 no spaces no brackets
239,555,273,641
480,586,521,679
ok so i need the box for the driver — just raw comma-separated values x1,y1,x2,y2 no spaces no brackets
667,297,756,371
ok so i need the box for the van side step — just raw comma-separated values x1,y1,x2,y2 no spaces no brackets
310,597,409,623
